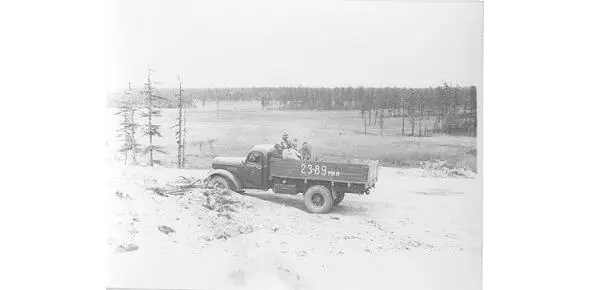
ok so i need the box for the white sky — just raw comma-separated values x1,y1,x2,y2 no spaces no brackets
106,0,482,91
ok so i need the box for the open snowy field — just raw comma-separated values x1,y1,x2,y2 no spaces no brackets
105,104,478,171
106,164,481,290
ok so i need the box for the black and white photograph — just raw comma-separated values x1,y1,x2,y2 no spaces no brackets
105,1,483,289
9,1,591,290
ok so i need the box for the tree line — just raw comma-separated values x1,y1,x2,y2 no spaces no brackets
255,85,477,137
111,83,477,138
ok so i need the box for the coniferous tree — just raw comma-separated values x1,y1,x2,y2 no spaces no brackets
141,65,167,166
115,81,141,165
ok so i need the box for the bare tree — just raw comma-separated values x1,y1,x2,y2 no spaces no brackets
365,88,376,132
216,94,220,118
417,90,425,137
260,93,266,111
377,90,386,135
410,106,415,136
357,87,369,135
373,89,379,126
141,65,167,166
401,89,406,136
360,108,367,134
468,86,478,136
172,75,187,168
379,107,385,135
367,103,373,129
201,94,206,108
404,89,419,136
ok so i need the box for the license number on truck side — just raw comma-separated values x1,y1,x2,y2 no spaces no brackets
300,163,341,177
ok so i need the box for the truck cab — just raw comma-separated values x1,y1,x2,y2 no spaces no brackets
210,144,275,190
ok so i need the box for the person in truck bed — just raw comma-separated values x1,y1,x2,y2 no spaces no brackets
300,142,311,161
280,132,295,150
276,132,302,160
268,144,284,161
282,147,301,160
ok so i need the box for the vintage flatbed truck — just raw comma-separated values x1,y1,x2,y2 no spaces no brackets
205,144,379,213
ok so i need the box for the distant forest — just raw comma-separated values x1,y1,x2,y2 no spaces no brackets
108,83,477,137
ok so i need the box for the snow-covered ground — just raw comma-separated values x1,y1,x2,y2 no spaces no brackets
107,165,481,290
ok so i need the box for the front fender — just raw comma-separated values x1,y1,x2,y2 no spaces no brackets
206,169,242,191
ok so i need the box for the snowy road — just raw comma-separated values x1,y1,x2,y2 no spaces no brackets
107,166,481,290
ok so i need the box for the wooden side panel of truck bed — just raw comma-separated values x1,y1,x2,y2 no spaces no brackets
269,159,378,186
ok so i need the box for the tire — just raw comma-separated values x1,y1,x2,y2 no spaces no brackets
303,185,334,214
207,176,234,191
333,192,345,206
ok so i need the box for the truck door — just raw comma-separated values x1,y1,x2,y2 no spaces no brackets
242,151,264,188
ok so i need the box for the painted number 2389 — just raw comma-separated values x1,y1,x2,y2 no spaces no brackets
300,163,328,176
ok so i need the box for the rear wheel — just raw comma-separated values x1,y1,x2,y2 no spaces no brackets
333,192,345,206
303,185,334,214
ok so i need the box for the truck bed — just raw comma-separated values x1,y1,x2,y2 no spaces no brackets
269,158,379,187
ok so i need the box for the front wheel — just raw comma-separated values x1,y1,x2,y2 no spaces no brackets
207,176,233,191
303,185,334,214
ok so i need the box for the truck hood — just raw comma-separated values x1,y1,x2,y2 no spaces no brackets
212,157,245,167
